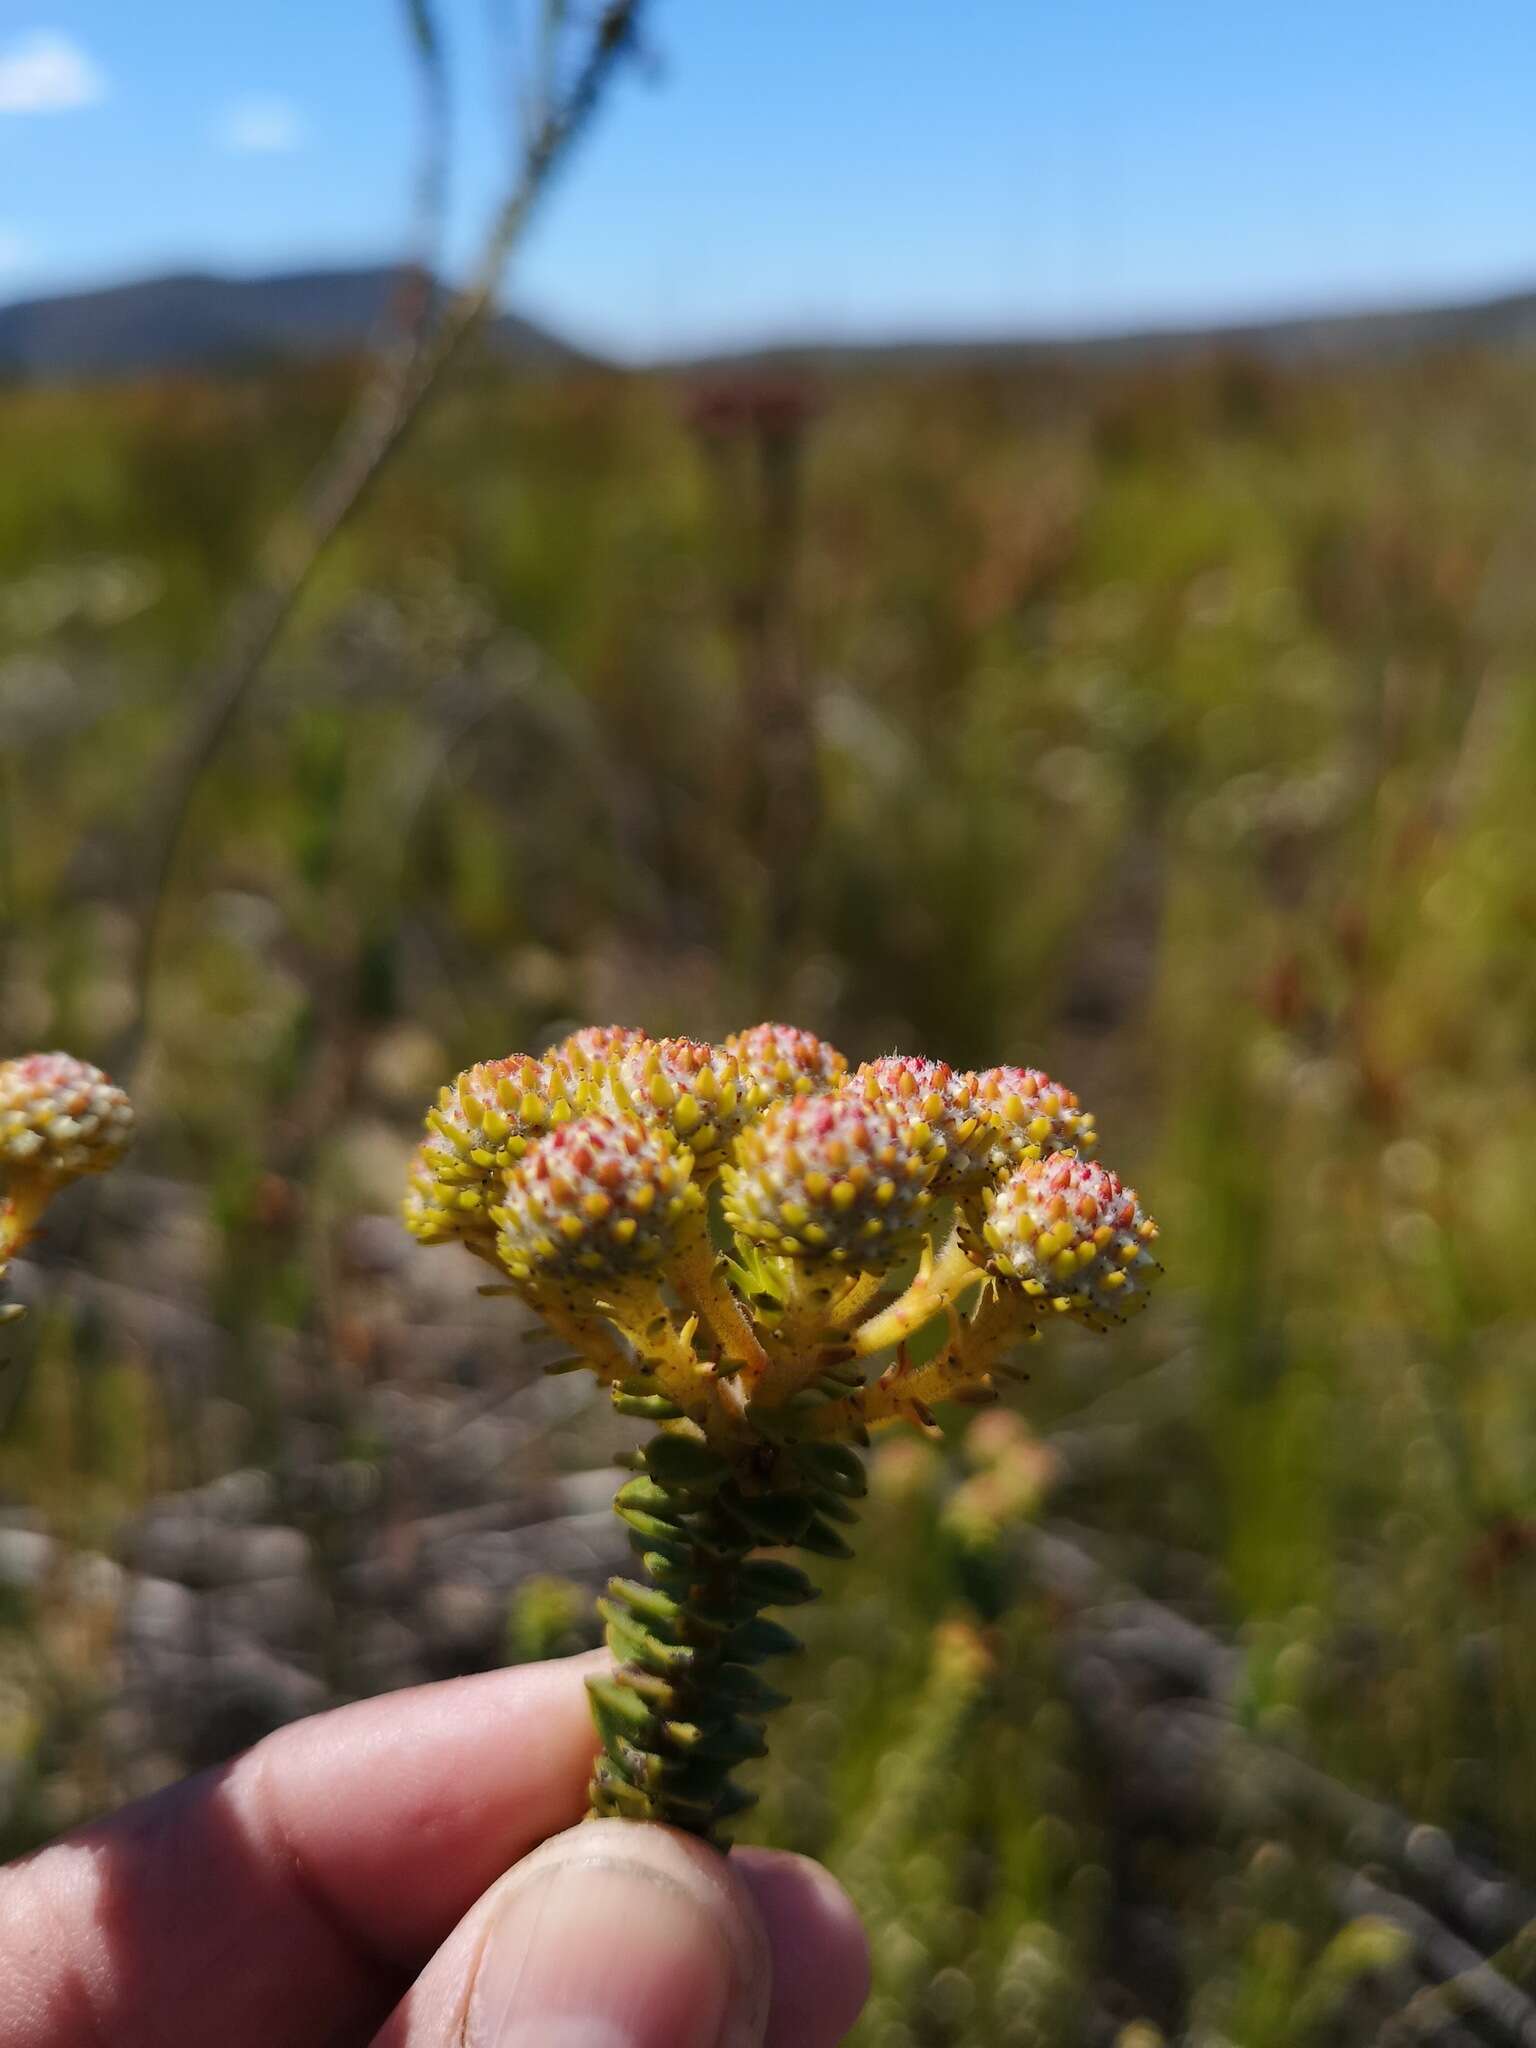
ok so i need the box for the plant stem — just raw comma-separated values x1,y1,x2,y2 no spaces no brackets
669,1221,770,1383
589,1422,864,1845
851,1229,984,1356
0,1183,50,1264
117,0,647,1081
834,1285,1037,1430
537,1298,637,1385
825,1268,885,1330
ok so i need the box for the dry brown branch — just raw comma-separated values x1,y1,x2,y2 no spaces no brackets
401,0,452,309
118,0,646,1080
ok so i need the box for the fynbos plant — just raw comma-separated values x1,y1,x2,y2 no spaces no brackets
0,1053,135,1325
406,1025,1160,1846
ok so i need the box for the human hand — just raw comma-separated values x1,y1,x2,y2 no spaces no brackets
0,1648,869,2046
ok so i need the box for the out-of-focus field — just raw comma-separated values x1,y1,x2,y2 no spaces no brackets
4,343,1536,2044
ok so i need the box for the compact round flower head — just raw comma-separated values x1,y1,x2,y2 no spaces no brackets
415,1054,575,1246
493,1111,703,1306
726,1022,848,1107
849,1055,990,1192
722,1088,943,1266
405,1017,1162,1848
543,1023,650,1074
981,1150,1160,1329
0,1052,135,1187
599,1036,746,1173
975,1064,1096,1168
1,1051,136,1332
402,1141,460,1246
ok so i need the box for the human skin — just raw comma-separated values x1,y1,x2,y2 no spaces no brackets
0,1648,869,2048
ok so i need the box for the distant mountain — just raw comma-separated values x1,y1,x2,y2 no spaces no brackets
3,264,1536,382
0,264,588,379
680,286,1536,376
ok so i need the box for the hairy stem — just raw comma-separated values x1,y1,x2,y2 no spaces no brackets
0,1182,51,1264
860,1283,1036,1425
851,1229,984,1357
669,1222,770,1384
600,1290,711,1415
536,1297,637,1385
825,1267,885,1330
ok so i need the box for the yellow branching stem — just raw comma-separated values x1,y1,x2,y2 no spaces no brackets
0,1196,37,1328
538,1297,640,1387
851,1227,985,1357
858,1283,1039,1430
0,1186,47,1263
668,1218,771,1385
473,1237,638,1385
745,1259,855,1403
824,1267,885,1330
595,1287,711,1415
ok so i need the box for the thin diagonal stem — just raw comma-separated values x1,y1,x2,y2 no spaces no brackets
119,0,645,1083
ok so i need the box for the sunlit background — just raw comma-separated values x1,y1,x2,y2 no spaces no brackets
4,5,1536,2042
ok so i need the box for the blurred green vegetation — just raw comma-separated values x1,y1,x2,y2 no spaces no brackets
4,340,1536,2039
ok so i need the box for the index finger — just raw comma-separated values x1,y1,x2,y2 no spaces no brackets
0,1648,606,2048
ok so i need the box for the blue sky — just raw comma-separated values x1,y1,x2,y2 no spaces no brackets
2,2,1534,359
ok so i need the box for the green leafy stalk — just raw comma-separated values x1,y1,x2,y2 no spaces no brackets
588,1380,864,1844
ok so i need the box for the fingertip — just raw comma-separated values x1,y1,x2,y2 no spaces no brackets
373,1818,772,2048
735,1848,871,2048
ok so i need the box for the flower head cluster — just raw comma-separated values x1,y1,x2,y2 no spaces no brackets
721,1089,943,1266
936,1062,1097,1267
402,1142,461,1246
406,1020,1160,1850
0,1053,135,1187
848,1056,990,1192
405,1027,1153,1336
726,1023,847,1105
406,1026,1157,1346
590,1036,748,1173
974,1064,1096,1169
2,1053,136,1324
410,1055,574,1247
980,1151,1159,1328
493,1112,702,1301
543,1024,650,1075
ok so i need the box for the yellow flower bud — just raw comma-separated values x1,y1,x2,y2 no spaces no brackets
981,1152,1160,1329
722,1090,942,1267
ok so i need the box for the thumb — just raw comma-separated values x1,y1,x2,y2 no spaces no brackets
373,1818,774,2048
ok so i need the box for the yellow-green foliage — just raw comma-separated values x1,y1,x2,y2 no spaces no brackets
3,344,1536,2029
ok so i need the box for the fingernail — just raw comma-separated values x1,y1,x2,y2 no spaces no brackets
467,1822,768,2048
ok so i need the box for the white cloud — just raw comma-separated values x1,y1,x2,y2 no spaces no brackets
216,96,306,155
0,31,106,114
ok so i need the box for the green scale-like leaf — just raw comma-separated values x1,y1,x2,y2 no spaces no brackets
586,1402,863,1845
